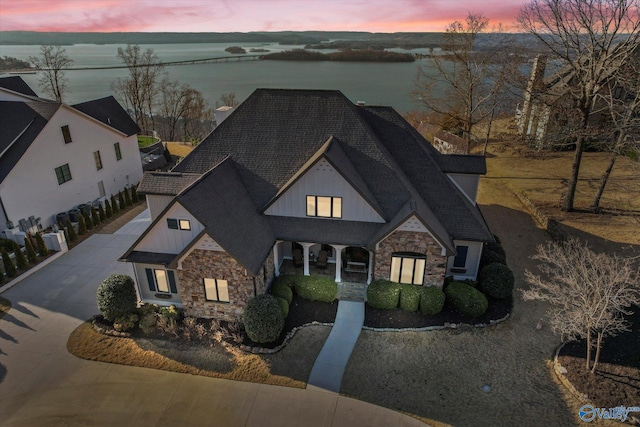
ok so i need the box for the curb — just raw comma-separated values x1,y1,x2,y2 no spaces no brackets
552,342,589,402
362,312,511,333
0,250,66,295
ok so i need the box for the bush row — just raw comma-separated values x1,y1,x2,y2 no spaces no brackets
366,280,445,315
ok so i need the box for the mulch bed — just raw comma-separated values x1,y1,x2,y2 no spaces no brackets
557,307,640,412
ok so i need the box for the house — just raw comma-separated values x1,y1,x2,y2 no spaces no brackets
0,76,143,232
120,89,493,321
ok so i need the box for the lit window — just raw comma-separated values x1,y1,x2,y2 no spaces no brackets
306,195,342,218
155,270,169,293
145,268,178,294
178,219,191,230
114,142,122,161
94,151,103,170
61,125,72,143
55,164,72,185
204,278,230,302
390,252,426,285
453,246,469,268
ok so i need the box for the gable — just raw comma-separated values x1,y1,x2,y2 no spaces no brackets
134,202,205,255
264,158,385,223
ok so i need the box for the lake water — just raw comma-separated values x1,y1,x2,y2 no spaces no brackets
0,42,437,113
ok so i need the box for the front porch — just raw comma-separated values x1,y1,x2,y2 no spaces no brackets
278,259,369,284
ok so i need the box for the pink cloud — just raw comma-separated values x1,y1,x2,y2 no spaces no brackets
0,0,525,33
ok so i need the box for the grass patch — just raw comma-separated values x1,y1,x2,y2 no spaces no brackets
0,296,11,320
166,142,194,158
137,135,158,148
67,321,330,388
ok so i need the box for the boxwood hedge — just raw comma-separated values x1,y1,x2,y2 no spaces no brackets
399,283,421,312
419,286,445,315
243,294,285,343
478,263,514,299
96,274,137,322
292,275,337,303
444,281,488,318
367,280,401,310
270,279,293,304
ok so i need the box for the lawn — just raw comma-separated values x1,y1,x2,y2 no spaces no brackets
137,135,159,148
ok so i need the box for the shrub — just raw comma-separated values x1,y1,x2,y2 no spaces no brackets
0,238,14,252
12,241,28,270
419,286,446,315
98,203,106,222
65,218,77,242
293,275,337,302
111,194,120,214
485,239,506,259
96,274,137,322
82,212,93,230
243,294,285,343
367,280,401,310
399,283,421,312
138,304,159,334
272,275,296,289
118,191,126,210
480,249,506,268
24,237,37,263
34,233,49,256
78,214,87,235
270,280,293,304
104,199,113,218
276,297,289,317
2,248,16,278
478,263,515,299
124,187,132,207
130,185,139,203
113,313,139,332
91,207,101,226
445,281,488,318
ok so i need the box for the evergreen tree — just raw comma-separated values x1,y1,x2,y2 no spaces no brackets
110,194,119,214
2,248,16,278
105,198,113,218
130,185,139,203
63,228,70,245
12,241,28,270
163,143,172,163
124,187,132,207
118,191,126,210
35,233,49,256
25,236,37,263
91,206,101,226
65,218,77,242
82,212,93,230
78,214,87,235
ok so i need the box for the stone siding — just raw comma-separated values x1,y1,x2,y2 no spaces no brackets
177,249,256,321
374,230,447,287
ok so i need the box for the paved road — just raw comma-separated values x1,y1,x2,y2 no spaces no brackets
0,211,425,427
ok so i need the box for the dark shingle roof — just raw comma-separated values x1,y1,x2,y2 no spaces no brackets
437,154,487,175
176,158,276,275
268,216,381,247
126,251,176,266
137,171,201,196
0,76,38,97
72,96,140,136
0,101,61,183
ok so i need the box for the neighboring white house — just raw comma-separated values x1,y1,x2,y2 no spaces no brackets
121,89,493,321
0,76,143,232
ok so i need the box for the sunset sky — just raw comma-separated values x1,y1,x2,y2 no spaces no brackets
0,0,526,33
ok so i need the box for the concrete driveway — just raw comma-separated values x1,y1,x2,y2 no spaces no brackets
0,210,425,427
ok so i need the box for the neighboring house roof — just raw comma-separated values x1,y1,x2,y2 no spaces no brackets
137,171,202,196
0,76,38,97
72,96,141,136
126,89,493,274
0,101,61,183
433,131,470,154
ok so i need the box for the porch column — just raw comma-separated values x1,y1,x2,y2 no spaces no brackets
367,250,374,284
301,242,314,276
273,241,280,277
331,245,347,283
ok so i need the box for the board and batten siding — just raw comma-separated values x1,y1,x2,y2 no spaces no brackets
446,240,483,281
446,174,480,204
146,195,174,221
264,158,384,222
135,202,204,254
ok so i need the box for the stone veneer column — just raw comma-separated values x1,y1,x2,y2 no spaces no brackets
331,245,347,282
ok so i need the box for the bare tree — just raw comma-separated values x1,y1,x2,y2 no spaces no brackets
518,0,640,212
414,14,515,152
28,45,73,102
590,53,640,211
158,78,212,142
215,92,240,108
111,44,165,133
522,238,640,373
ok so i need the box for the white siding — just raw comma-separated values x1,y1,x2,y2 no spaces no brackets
0,106,143,230
447,174,480,204
446,240,483,281
195,234,224,251
265,158,384,222
135,202,204,254
397,216,429,233
146,195,173,221
133,263,183,307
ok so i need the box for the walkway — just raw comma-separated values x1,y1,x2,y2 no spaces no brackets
0,209,425,427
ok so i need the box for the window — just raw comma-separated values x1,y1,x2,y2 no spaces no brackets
94,151,103,170
167,218,190,230
390,252,426,285
306,195,342,218
114,142,122,161
145,268,177,294
61,125,72,143
55,164,72,185
453,246,469,268
204,278,230,302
